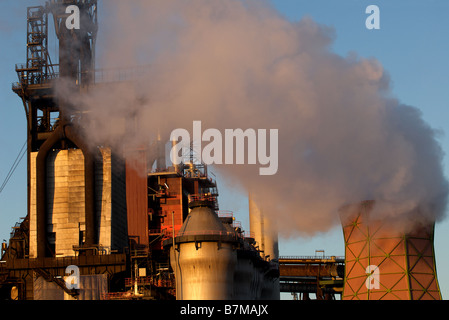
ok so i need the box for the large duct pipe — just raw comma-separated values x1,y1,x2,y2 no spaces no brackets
36,123,97,257
171,138,180,173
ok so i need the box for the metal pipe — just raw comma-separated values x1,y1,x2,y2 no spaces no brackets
36,123,97,257
171,139,179,173
248,194,279,261
172,210,178,298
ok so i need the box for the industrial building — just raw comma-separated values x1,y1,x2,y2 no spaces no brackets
0,1,281,300
0,1,443,301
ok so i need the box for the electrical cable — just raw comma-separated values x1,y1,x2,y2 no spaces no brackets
0,141,27,195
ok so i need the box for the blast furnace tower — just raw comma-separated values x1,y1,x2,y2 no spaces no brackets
4,1,128,300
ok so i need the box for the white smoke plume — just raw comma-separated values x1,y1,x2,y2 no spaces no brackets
58,0,448,236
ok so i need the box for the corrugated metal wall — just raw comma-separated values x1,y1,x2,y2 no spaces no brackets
110,150,128,251
125,149,149,246
160,177,184,237
29,148,128,257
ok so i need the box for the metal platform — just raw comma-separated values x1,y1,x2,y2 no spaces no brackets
279,255,345,300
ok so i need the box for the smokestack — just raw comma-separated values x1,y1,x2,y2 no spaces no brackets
171,138,180,173
249,194,279,261
248,195,280,300
340,200,441,300
35,123,98,257
156,131,166,170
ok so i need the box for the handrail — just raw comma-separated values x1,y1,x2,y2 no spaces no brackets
125,276,174,288
177,230,236,237
279,255,345,262
13,64,151,89
217,210,234,218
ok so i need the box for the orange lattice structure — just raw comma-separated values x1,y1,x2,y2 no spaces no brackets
340,200,441,300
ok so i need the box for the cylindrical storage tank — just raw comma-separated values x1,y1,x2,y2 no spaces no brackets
340,200,441,300
167,203,237,300
171,241,236,300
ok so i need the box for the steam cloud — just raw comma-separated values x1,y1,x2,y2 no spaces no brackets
58,0,448,237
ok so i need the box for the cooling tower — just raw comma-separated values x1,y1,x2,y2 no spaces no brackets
340,200,441,300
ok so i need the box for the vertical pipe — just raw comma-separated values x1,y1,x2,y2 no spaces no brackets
172,211,177,279
171,210,180,299
248,195,279,260
83,149,96,248
36,125,65,257
26,101,32,225
171,139,179,173
36,124,97,257
156,131,166,171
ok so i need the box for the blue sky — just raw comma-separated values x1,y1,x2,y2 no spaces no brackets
271,0,449,299
225,0,449,299
1,0,448,299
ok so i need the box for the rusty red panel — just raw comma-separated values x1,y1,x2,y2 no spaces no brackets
160,177,184,232
125,149,148,246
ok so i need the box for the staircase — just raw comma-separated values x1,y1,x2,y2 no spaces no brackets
33,268,79,298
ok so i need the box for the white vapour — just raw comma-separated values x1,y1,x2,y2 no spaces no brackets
59,0,448,236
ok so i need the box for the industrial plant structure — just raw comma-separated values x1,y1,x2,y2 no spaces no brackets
278,255,344,300
0,0,280,300
164,196,279,300
0,1,444,301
